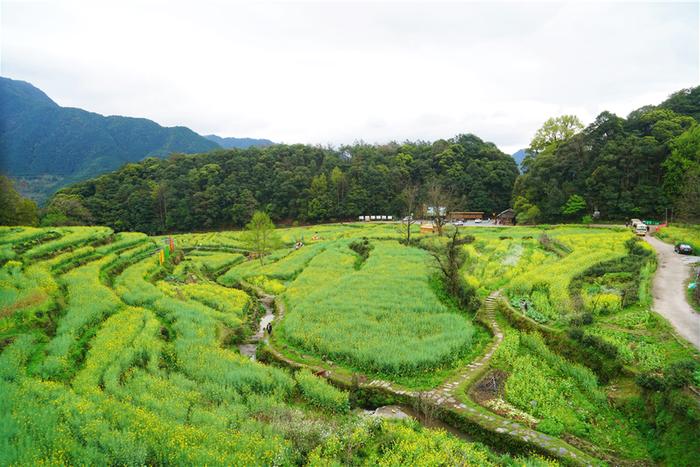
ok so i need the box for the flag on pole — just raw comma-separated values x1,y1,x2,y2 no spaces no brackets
159,249,165,265
169,236,174,253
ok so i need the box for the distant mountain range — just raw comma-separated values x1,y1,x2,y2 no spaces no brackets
0,77,272,202
511,149,528,170
204,134,274,149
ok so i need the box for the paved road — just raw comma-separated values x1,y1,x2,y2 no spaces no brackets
644,235,700,350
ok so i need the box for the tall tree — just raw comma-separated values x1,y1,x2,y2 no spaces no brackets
330,167,347,217
561,194,587,218
663,125,700,202
151,182,169,233
427,227,479,313
529,115,584,154
231,189,258,227
42,194,93,226
676,167,700,221
241,211,280,265
307,173,333,221
399,184,420,245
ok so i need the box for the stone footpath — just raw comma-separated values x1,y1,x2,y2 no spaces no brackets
259,288,600,466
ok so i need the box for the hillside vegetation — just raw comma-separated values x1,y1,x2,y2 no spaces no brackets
0,77,219,201
0,224,562,466
2,222,699,465
30,87,698,233
57,133,518,233
514,87,700,222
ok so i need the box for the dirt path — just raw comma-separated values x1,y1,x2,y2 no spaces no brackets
644,235,700,350
284,291,599,465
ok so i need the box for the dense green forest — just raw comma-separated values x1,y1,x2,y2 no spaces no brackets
53,134,518,233
4,86,699,232
514,87,700,223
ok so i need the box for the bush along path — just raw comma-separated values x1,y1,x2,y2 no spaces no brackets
255,288,601,466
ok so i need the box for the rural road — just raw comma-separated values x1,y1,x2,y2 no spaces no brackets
644,235,700,351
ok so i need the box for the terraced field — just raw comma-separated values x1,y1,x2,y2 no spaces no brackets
457,226,700,464
1,225,558,466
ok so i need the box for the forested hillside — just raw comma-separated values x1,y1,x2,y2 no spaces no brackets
0,77,219,201
56,134,518,233
514,87,700,222
32,86,700,232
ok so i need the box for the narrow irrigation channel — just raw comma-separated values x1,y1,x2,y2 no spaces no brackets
238,294,275,360
238,282,600,465
236,286,474,441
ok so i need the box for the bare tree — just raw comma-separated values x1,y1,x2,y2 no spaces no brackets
427,226,479,313
426,180,453,236
400,184,420,245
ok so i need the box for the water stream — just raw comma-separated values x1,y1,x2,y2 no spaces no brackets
363,405,473,441
238,293,473,441
238,295,275,361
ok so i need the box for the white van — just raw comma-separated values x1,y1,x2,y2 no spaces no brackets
635,223,648,236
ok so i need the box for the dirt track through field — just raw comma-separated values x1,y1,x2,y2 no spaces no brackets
644,236,700,350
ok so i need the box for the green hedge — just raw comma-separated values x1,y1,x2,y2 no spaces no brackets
295,369,350,413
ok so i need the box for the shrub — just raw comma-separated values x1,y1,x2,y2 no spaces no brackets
348,238,373,261
295,369,349,413
537,418,564,436
637,372,666,391
665,360,697,389
570,312,593,326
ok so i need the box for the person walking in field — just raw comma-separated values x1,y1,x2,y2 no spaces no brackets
266,322,272,334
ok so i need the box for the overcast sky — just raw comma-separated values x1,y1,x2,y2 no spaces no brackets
1,0,698,154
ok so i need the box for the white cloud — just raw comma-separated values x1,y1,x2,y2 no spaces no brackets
1,0,698,154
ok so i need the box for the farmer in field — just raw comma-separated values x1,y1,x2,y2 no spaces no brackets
266,322,272,334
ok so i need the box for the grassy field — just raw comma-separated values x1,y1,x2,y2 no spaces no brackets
279,240,479,376
0,225,556,466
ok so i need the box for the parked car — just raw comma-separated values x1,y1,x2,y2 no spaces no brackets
674,244,694,255
452,220,464,226
474,219,482,224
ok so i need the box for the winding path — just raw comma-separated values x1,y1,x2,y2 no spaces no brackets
644,236,700,350
257,289,599,465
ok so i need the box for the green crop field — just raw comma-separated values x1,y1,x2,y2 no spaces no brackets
1,222,699,466
458,225,700,465
279,240,478,376
0,225,559,466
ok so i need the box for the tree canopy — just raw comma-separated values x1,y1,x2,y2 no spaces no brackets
528,115,584,154
514,87,700,222
241,211,280,264
41,85,700,228
54,134,518,233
